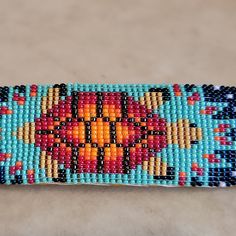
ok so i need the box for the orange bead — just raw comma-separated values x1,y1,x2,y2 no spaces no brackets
16,161,22,167
79,150,85,155
200,110,206,114
48,125,54,130
214,128,220,132
18,101,25,105
136,143,142,148
27,169,34,175
72,131,78,136
66,113,72,118
6,110,13,115
48,134,54,139
203,154,209,158
92,139,98,143
179,172,186,177
175,92,182,96
130,147,135,152
30,92,37,97
5,153,11,158
148,136,154,141
104,156,110,161
188,100,195,105
192,163,198,168
117,151,123,156
214,136,221,141
91,156,97,161
60,143,66,148
54,121,60,126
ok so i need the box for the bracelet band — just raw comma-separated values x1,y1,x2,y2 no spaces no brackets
0,83,235,187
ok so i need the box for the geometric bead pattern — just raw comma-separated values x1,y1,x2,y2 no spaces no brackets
0,83,235,187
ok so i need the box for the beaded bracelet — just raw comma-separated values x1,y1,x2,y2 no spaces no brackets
0,83,235,187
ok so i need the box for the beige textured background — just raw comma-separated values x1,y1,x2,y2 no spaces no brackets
0,1,236,236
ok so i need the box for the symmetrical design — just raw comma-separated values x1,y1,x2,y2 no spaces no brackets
0,83,235,187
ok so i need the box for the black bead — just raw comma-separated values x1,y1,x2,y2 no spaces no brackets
147,113,153,118
116,143,123,147
53,84,60,88
154,176,161,180
191,141,198,145
141,134,148,139
103,117,109,122
60,83,66,88
54,117,60,121
11,179,16,185
47,147,53,152
0,179,6,184
17,179,23,184
128,118,135,122
59,178,66,183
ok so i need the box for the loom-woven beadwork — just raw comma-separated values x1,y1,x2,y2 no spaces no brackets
0,83,235,187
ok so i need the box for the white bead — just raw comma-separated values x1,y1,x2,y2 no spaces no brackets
227,94,233,99
214,86,220,90
219,181,226,187
232,171,236,177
